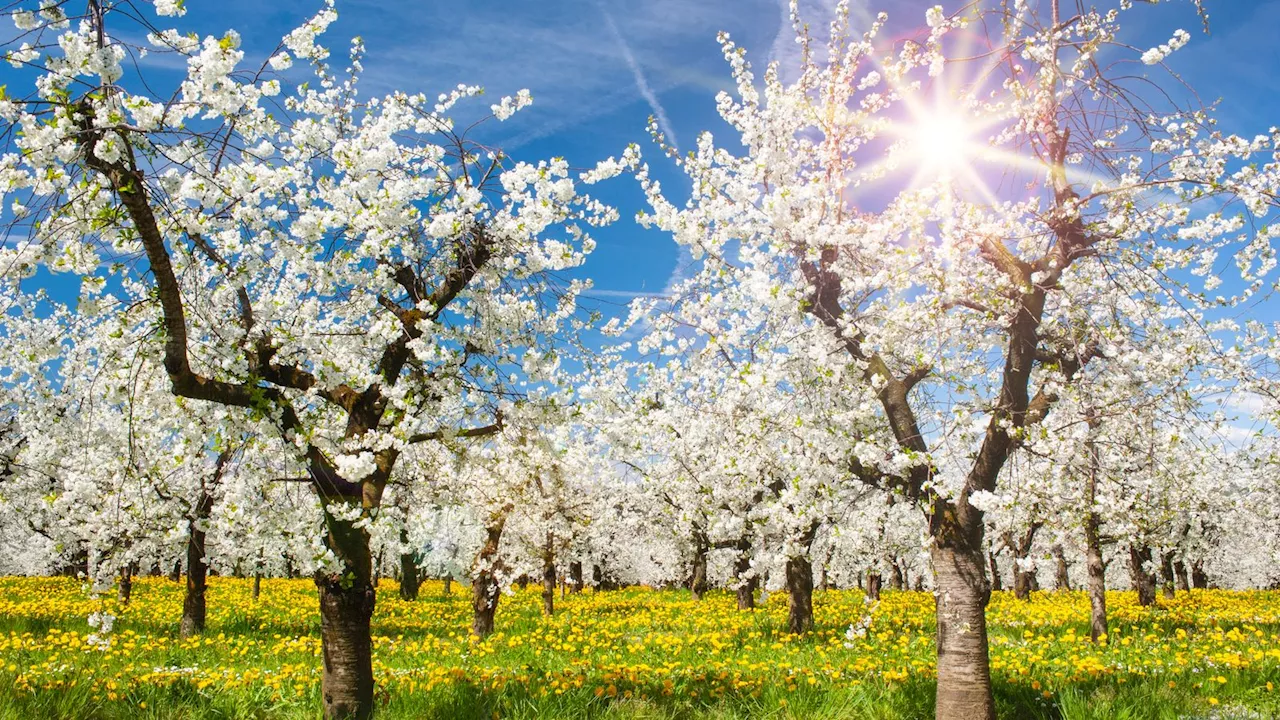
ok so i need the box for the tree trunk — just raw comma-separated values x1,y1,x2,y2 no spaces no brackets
889,561,905,591
168,560,182,582
733,539,755,610
1174,560,1190,592
1013,563,1034,600
1191,560,1208,589
516,574,529,591
117,562,135,606
1128,544,1156,606
443,574,452,595
1052,544,1071,591
866,570,882,601
932,540,996,720
252,572,262,600
689,529,709,600
398,528,421,601
541,531,555,617
316,500,376,720
785,554,814,634
317,576,375,720
569,561,583,593
987,550,1002,592
1159,551,1176,600
180,492,213,638
1083,431,1108,642
471,510,509,638
1005,524,1041,601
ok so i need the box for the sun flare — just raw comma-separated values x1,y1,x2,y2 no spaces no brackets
903,107,977,179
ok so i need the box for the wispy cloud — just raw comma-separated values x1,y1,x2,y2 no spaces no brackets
595,0,679,152
584,289,675,299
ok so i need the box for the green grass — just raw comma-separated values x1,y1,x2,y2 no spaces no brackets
1,577,1279,719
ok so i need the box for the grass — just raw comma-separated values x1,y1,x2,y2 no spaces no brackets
0,576,1279,718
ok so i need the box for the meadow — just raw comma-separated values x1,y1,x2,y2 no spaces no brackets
0,577,1277,719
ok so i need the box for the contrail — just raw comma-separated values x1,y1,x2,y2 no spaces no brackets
596,1,680,153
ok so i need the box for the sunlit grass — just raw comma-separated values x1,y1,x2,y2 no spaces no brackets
0,577,1278,718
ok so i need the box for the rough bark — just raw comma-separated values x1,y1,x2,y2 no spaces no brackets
786,554,814,634
471,510,509,638
987,550,1002,592
689,528,710,600
1191,560,1208,589
315,499,377,720
1174,560,1190,593
398,527,421,601
569,561,583,593
317,576,375,720
180,490,214,638
1052,544,1071,591
541,531,556,617
889,561,905,591
785,524,819,634
1004,523,1041,601
732,539,756,610
818,544,835,591
1128,544,1157,606
117,563,135,606
1159,551,1176,600
933,542,996,720
866,571,882,601
1083,427,1108,642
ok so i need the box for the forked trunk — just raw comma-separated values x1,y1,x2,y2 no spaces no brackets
472,572,500,637
1159,551,1176,600
866,570,882,601
471,510,509,638
1052,544,1071,591
932,541,996,720
889,561,905,591
1013,563,1035,600
569,561,584,593
1128,544,1157,606
785,554,814,634
1174,560,1190,592
180,496,212,638
1191,560,1208,589
689,552,708,600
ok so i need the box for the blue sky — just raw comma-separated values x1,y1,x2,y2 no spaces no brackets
14,0,1280,320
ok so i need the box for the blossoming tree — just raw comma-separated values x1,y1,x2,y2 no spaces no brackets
0,1,614,716
619,1,1279,717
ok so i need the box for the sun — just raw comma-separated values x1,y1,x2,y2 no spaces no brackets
902,106,977,180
